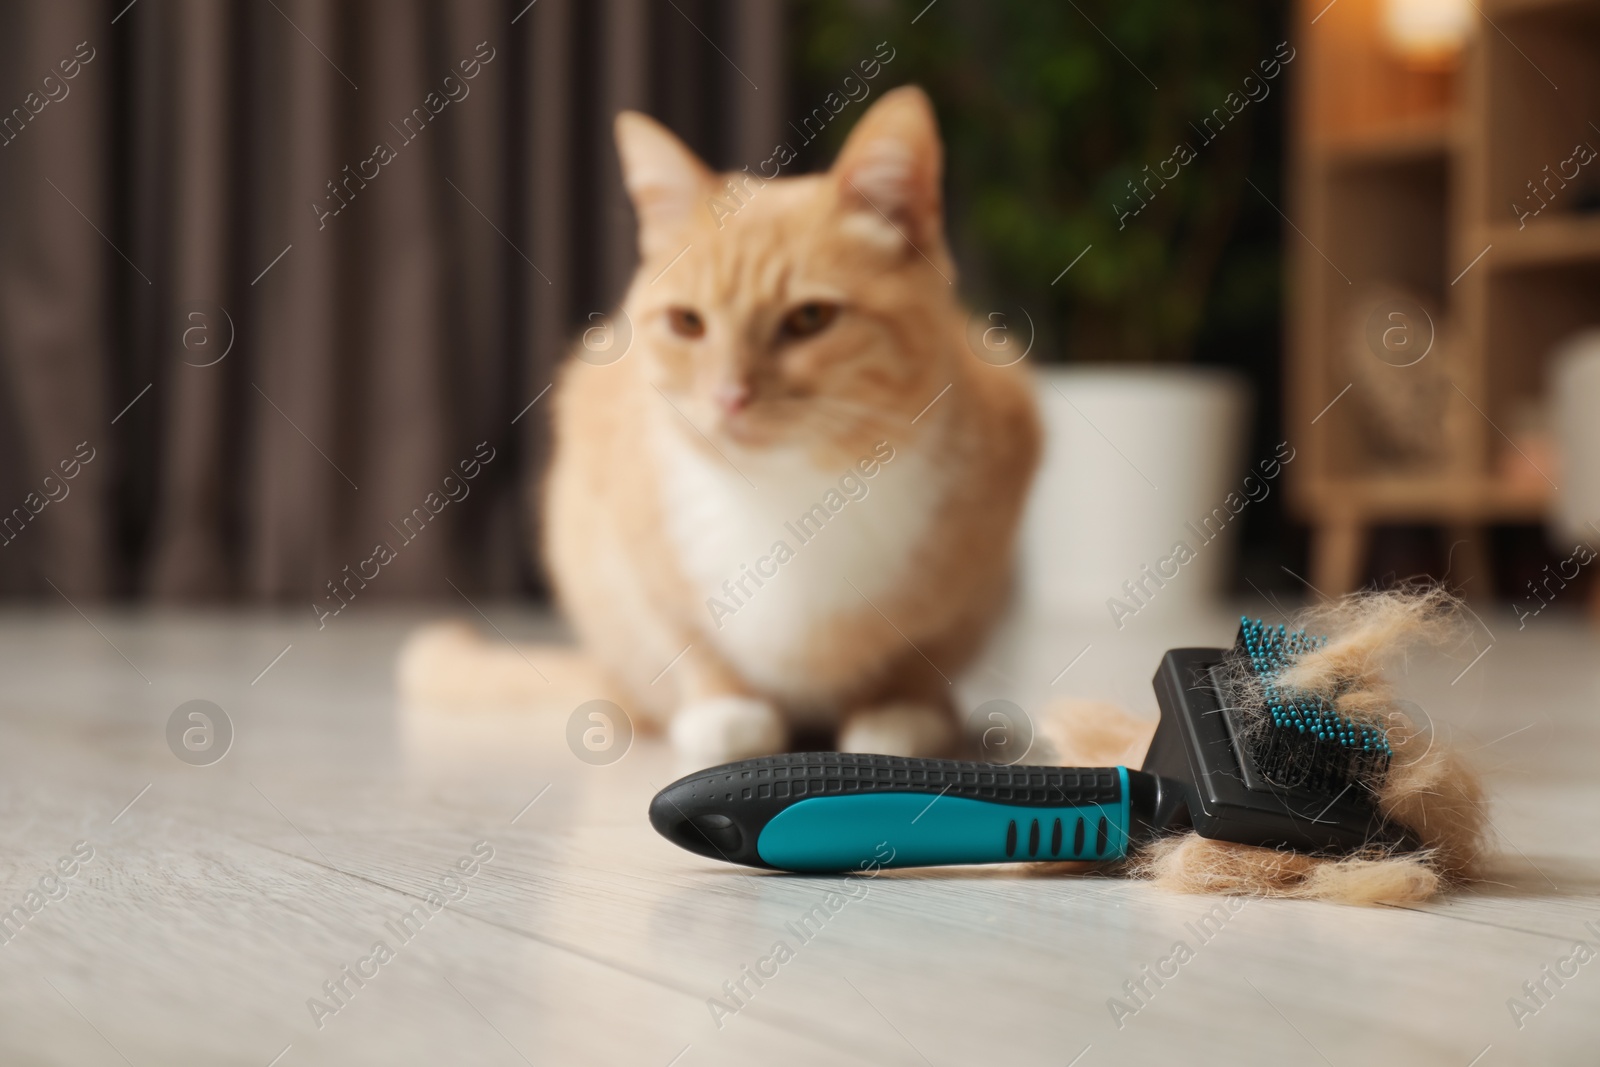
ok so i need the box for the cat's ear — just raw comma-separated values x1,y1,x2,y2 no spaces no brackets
830,85,944,244
615,111,712,255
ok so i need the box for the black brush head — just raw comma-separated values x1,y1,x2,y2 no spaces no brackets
1142,622,1414,855
1232,618,1394,796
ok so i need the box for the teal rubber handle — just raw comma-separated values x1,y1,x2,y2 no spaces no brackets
756,767,1132,872
649,754,1147,872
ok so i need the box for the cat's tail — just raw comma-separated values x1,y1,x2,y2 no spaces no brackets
396,619,617,712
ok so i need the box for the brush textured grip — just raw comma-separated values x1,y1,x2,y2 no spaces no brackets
728,752,1122,803
649,753,1135,872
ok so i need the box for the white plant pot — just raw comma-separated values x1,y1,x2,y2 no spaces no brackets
1020,365,1253,623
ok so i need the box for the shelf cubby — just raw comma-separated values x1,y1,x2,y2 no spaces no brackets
1287,0,1600,595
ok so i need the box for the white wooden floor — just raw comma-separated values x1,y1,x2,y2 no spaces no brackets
0,603,1596,1067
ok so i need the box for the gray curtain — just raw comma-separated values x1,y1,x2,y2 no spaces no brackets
0,0,784,601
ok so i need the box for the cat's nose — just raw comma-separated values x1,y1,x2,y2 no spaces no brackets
712,381,751,415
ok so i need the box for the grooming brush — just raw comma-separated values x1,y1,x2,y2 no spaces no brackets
648,618,1414,872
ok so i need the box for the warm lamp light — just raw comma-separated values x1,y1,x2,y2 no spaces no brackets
1381,0,1473,68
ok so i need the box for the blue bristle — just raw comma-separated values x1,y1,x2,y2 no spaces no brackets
1233,616,1392,792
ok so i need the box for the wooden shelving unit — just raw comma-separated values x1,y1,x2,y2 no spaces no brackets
1287,0,1600,595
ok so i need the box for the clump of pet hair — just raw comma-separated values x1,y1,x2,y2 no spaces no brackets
1038,587,1489,904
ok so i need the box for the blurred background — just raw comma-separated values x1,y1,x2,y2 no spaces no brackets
0,0,1595,624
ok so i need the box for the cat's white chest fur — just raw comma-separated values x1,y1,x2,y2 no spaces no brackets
654,424,945,709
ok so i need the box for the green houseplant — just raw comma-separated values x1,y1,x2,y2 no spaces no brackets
798,0,1282,364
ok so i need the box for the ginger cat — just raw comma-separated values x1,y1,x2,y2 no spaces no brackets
406,87,1039,766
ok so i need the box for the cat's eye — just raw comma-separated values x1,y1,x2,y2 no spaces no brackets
779,302,839,341
667,307,705,339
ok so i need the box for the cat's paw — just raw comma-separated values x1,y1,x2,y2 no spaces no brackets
839,703,955,757
670,696,788,765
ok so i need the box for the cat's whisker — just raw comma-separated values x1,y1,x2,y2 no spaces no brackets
791,396,900,432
